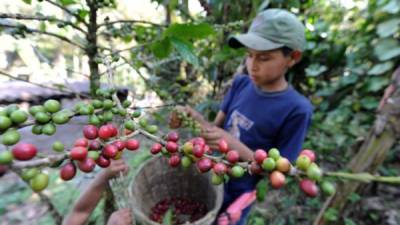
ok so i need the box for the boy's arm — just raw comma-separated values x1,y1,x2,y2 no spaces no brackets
181,108,253,159
62,160,128,225
201,126,254,161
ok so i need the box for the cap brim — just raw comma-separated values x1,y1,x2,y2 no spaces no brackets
228,33,284,51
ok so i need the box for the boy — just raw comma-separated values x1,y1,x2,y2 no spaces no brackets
181,8,313,225
62,159,132,225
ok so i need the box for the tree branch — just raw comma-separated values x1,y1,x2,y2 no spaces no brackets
97,19,166,28
99,43,147,56
0,13,87,34
38,192,63,224
198,0,212,15
43,0,88,26
0,23,85,50
0,70,90,98
11,153,68,170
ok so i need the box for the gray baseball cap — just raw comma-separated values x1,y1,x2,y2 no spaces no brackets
228,9,306,51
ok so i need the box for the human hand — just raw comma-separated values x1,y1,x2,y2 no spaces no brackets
200,126,232,150
106,208,133,225
100,159,129,181
180,105,209,124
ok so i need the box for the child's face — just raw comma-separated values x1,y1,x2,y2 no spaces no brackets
245,48,295,89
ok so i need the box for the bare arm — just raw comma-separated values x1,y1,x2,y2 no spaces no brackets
179,107,252,160
201,126,254,161
62,160,129,225
62,172,109,225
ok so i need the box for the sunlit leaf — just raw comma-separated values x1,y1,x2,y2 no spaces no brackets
381,0,400,14
360,97,379,110
376,19,400,38
364,77,389,92
151,37,172,59
367,62,394,75
258,0,270,12
165,23,215,40
171,37,199,66
162,208,173,225
77,9,89,20
305,64,327,77
58,0,76,6
374,38,400,61
256,179,268,202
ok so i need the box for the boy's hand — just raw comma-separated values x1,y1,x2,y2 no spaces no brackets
106,208,132,225
201,126,233,150
100,159,129,181
175,105,211,128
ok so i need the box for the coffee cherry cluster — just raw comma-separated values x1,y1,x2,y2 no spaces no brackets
295,150,335,197
0,95,335,200
74,88,132,126
147,129,335,199
60,123,140,181
169,108,201,136
149,197,207,224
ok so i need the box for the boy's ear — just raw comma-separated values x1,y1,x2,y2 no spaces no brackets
288,50,302,67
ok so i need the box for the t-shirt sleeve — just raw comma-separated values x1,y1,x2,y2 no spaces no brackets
220,75,245,113
276,109,313,162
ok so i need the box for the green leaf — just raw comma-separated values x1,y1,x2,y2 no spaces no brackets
162,208,173,225
323,208,338,221
381,0,400,14
151,37,172,59
39,22,46,32
58,0,76,6
287,0,300,9
305,64,327,77
77,9,89,20
377,19,400,38
347,192,361,203
165,23,215,40
256,180,268,202
365,77,389,92
22,0,32,4
171,37,199,66
374,38,400,61
340,74,358,85
258,0,270,12
360,97,379,110
367,62,394,75
344,218,357,225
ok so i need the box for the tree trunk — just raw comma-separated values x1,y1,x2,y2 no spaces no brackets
313,67,400,225
86,0,100,96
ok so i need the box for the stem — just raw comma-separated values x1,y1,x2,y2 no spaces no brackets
85,0,100,96
38,192,64,224
136,128,249,168
0,70,90,97
11,153,68,170
97,19,165,28
119,55,156,92
44,0,88,26
198,0,212,15
0,13,86,34
325,171,400,184
12,169,63,223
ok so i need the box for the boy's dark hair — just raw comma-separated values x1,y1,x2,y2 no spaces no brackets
281,46,293,57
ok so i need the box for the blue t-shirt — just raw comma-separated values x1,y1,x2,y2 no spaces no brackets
220,74,313,192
